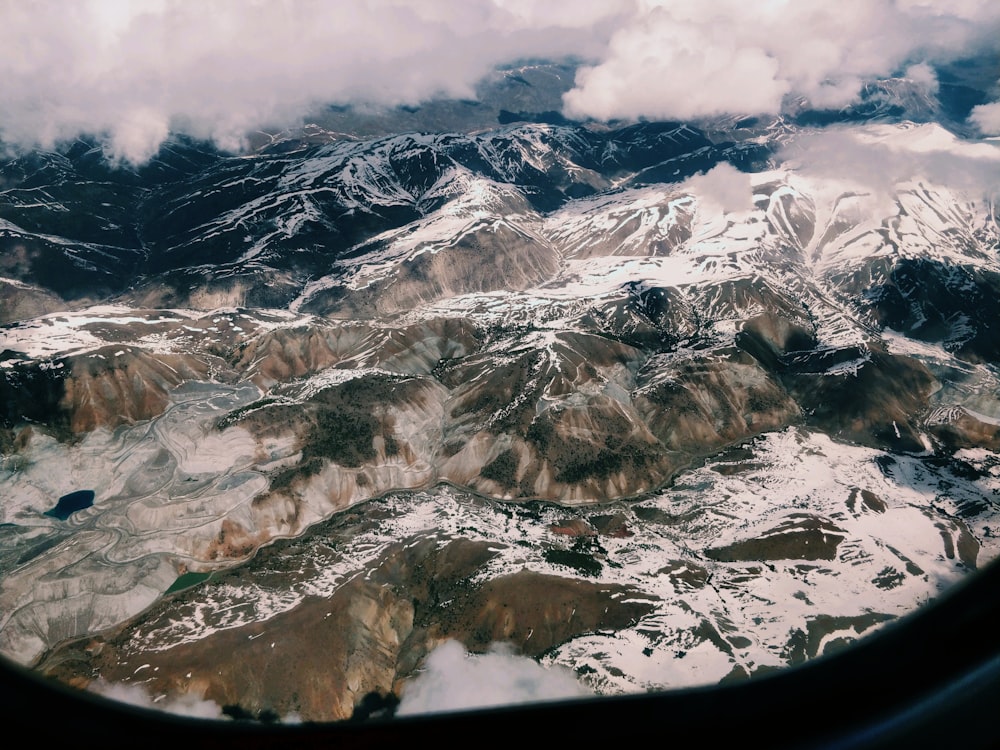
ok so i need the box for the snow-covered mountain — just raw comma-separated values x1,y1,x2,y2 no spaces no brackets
1,69,999,721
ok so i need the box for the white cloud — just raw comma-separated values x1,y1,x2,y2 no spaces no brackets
89,679,225,720
684,163,754,215
0,0,624,163
396,640,590,716
1,1,999,163
563,7,788,121
780,123,1000,203
564,0,1000,121
969,101,1000,136
904,63,939,95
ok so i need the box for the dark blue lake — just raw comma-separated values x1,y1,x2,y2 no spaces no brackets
45,490,95,520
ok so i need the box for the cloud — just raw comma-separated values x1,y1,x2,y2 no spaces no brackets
1,1,999,163
684,163,755,214
89,680,225,720
904,63,939,95
396,640,591,716
779,122,1000,203
0,0,625,163
969,101,1000,135
563,0,1000,121
563,7,789,121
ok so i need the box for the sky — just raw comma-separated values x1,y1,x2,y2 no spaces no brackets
1,0,999,163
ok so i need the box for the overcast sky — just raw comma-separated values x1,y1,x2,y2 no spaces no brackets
2,0,999,163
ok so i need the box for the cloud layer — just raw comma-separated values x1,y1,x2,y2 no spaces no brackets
2,1,999,162
89,680,224,719
970,101,1000,135
0,0,623,162
396,640,589,715
780,122,1000,201
563,1,1000,121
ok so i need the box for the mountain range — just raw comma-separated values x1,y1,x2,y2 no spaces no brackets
1,62,999,721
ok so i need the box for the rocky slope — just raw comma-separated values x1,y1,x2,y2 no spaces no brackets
38,431,999,720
